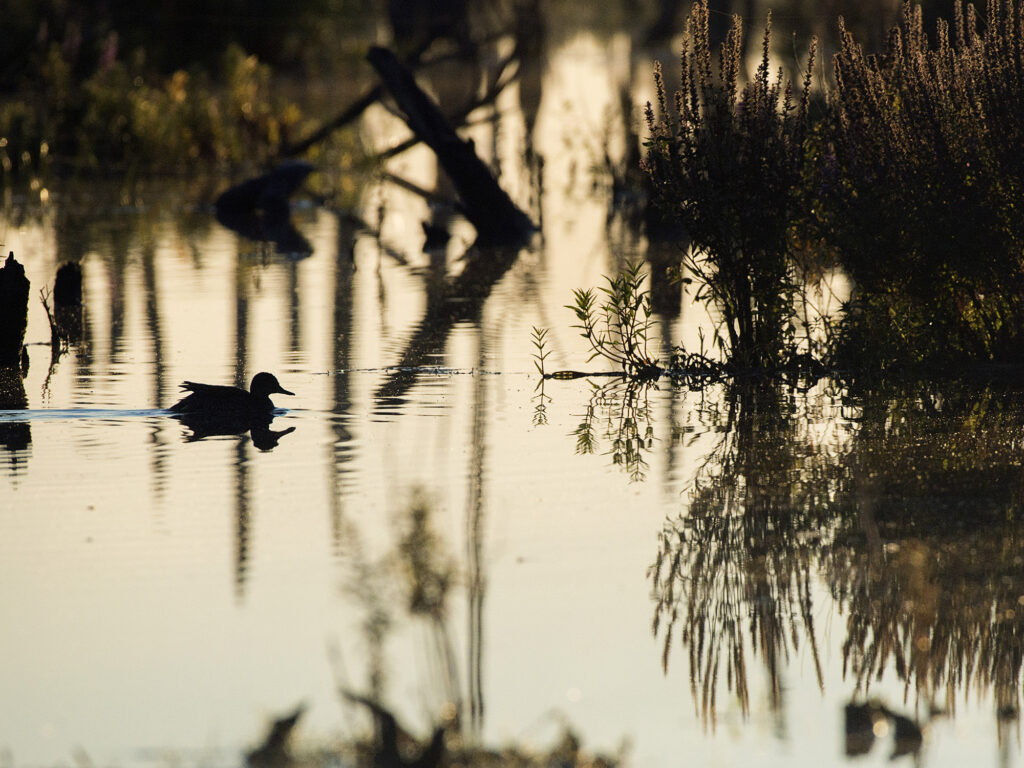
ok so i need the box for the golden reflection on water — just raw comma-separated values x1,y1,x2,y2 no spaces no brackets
0,19,1021,768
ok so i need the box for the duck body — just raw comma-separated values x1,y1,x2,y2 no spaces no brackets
169,372,293,417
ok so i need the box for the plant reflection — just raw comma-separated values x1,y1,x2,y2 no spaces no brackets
827,382,1024,718
331,486,462,706
532,378,551,426
650,381,826,724
572,378,656,482
648,378,1024,740
397,488,460,706
328,484,622,766
0,366,31,461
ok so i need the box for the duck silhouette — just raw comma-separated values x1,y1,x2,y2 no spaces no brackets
170,372,294,416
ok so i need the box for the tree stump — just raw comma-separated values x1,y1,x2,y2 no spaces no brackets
0,252,29,370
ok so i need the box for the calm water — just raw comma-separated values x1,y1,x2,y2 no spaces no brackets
2,18,1023,768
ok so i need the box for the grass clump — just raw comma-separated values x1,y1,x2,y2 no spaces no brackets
643,0,817,371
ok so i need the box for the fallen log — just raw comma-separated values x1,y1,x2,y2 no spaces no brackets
280,31,468,157
367,45,535,246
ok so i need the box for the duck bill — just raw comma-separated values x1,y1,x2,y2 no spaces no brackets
277,386,295,396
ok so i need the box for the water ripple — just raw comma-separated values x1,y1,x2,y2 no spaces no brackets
0,408,167,422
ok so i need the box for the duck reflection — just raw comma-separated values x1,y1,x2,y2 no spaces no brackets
173,410,295,450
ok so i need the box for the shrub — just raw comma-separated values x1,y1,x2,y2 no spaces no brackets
643,0,817,370
69,45,302,173
826,0,1024,367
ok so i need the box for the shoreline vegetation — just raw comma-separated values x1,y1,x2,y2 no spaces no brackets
4,0,1024,376
602,0,1024,378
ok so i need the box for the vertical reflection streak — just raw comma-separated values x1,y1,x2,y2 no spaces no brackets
466,334,487,741
234,246,252,597
329,218,356,551
287,260,301,355
234,436,251,601
140,242,169,501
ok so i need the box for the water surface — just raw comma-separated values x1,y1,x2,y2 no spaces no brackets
1,18,1022,768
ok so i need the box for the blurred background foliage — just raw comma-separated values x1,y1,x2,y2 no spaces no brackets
0,0,377,174
0,0,960,177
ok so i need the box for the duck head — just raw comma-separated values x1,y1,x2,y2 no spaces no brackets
250,372,294,398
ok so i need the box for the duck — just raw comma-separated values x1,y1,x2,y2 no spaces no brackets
169,372,294,416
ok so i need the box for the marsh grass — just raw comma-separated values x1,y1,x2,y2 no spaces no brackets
631,0,1024,376
530,326,551,377
612,0,1024,377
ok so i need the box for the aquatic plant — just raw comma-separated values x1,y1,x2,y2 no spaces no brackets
531,327,553,425
643,0,817,370
530,325,551,377
567,262,660,379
